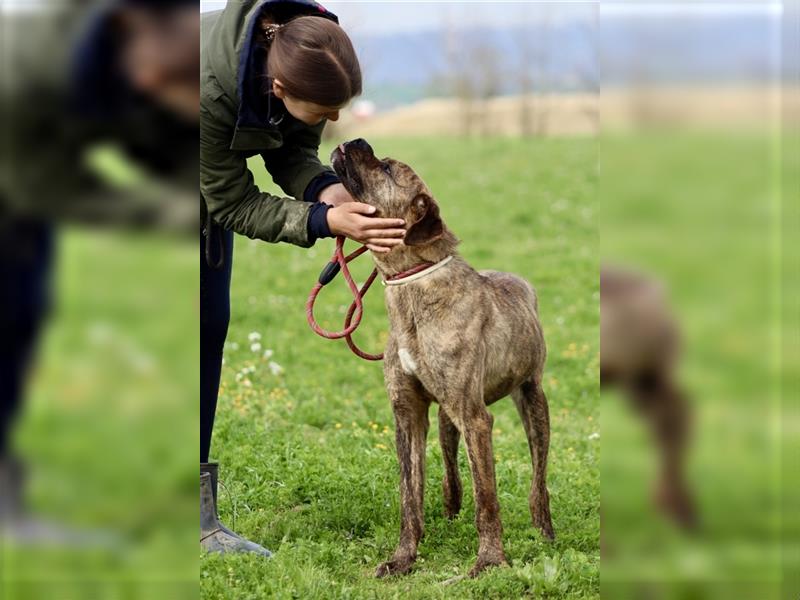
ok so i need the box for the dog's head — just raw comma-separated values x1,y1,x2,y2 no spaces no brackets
331,139,444,246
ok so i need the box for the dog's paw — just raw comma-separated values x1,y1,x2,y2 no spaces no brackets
532,507,556,540
653,482,698,531
442,479,462,520
468,552,508,578
443,504,462,520
535,517,555,541
375,557,414,578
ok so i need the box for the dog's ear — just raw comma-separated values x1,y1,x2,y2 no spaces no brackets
404,194,444,246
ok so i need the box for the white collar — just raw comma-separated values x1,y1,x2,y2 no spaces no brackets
382,255,454,286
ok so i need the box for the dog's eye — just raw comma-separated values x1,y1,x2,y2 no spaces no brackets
382,162,392,175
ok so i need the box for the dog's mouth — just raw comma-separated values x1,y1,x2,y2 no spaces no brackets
330,144,348,178
331,144,364,198
331,139,384,200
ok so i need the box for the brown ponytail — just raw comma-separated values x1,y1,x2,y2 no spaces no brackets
263,16,361,107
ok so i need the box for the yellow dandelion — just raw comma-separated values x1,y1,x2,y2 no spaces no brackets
371,423,378,430
375,443,388,450
335,423,343,429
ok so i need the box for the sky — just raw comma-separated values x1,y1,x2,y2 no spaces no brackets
199,1,596,35
198,1,781,36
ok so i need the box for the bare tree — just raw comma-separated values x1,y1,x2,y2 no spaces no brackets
517,32,535,136
471,42,503,137
514,5,553,137
572,6,599,133
441,11,478,137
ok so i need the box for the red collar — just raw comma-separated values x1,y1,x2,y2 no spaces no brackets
384,262,435,283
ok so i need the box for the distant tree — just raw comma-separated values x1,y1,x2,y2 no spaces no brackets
471,42,503,137
514,5,552,137
441,14,477,137
573,7,599,133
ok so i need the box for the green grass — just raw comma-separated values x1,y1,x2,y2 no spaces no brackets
200,137,600,598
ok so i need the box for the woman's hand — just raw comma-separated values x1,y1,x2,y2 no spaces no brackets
319,183,355,208
327,203,406,253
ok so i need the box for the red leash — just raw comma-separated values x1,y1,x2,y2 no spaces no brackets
306,236,383,361
306,236,435,361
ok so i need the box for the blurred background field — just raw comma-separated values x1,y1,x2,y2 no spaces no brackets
199,136,599,598
595,4,793,599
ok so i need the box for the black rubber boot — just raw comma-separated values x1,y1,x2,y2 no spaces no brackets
0,455,24,524
200,462,271,557
0,455,116,547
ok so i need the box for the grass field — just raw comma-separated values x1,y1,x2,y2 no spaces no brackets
199,137,600,598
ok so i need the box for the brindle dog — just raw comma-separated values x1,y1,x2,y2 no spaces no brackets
331,139,555,578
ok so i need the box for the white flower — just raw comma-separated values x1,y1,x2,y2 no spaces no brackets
248,332,262,342
87,322,113,344
263,349,274,360
588,432,600,440
268,361,284,376
250,342,262,353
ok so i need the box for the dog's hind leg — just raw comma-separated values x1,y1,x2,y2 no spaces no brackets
512,380,555,540
438,407,462,519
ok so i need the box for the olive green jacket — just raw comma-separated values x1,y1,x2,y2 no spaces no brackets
201,0,339,248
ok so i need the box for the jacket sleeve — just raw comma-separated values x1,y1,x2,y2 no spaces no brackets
260,120,337,204
200,104,315,247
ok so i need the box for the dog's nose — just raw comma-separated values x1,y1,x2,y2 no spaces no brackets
347,138,373,154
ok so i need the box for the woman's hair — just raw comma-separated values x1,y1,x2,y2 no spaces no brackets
261,15,362,107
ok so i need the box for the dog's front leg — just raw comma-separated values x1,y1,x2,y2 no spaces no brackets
376,391,429,578
458,402,508,577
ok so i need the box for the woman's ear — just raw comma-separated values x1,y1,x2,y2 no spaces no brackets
405,194,444,246
271,79,286,99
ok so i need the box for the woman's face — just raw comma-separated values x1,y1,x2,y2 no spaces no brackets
272,80,345,126
116,6,200,120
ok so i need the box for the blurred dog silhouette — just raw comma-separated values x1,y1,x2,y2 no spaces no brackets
601,265,697,530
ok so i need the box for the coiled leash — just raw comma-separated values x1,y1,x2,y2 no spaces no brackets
306,236,383,361
306,236,436,361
